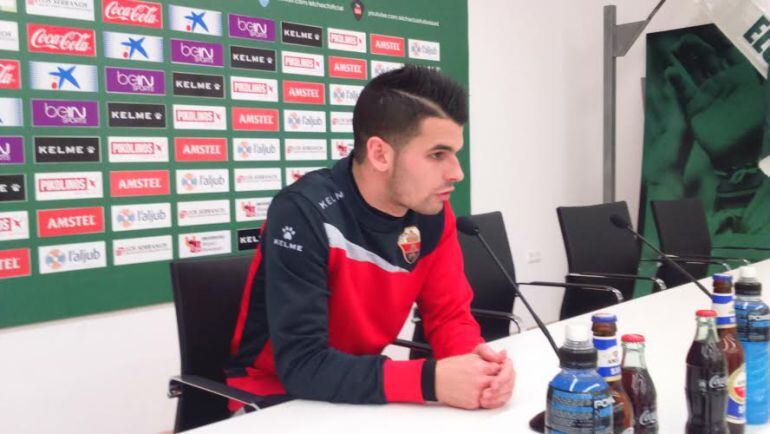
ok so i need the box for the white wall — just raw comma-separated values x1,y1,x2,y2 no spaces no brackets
0,2,712,433
468,0,709,327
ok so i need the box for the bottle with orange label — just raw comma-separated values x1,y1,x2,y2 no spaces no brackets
712,274,746,434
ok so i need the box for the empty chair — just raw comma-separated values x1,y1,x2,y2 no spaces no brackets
557,201,664,319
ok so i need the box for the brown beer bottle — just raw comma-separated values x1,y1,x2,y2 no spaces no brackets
592,313,634,433
712,274,746,434
711,274,746,434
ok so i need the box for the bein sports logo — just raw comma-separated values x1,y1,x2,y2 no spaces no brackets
179,42,215,64
116,70,157,92
43,103,89,125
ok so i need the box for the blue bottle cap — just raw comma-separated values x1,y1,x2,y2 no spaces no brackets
591,312,617,323
713,274,733,283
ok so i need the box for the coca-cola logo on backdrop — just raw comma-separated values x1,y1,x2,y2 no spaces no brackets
102,0,162,28
27,24,96,57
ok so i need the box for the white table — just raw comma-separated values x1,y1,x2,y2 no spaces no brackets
192,259,770,433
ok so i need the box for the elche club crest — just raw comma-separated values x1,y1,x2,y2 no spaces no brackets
398,225,420,264
351,0,364,21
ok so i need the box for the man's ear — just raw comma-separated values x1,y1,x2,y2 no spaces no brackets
365,136,395,172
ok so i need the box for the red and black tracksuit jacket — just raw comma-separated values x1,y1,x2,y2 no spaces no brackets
226,156,483,410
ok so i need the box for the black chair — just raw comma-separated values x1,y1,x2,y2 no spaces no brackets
557,201,665,319
410,211,622,357
650,198,752,287
168,254,290,433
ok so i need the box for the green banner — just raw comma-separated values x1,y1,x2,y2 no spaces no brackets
0,0,470,328
640,24,770,275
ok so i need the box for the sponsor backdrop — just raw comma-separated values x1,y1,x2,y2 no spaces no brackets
0,0,470,327
638,24,770,291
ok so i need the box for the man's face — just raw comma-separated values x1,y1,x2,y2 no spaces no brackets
388,117,465,215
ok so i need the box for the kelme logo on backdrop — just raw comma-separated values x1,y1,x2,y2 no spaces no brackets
34,137,101,163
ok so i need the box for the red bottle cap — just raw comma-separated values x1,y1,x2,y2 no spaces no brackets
621,334,645,343
696,309,717,318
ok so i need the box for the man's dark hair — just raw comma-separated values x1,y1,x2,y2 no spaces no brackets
352,65,468,163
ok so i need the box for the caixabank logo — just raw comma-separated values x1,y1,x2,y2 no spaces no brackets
103,31,163,62
169,5,222,36
111,202,171,232
39,241,106,274
0,98,22,127
176,169,229,195
102,0,163,29
27,24,95,57
29,61,98,92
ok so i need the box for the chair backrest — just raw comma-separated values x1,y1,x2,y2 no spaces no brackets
411,211,517,354
651,198,711,286
556,201,640,319
170,254,253,432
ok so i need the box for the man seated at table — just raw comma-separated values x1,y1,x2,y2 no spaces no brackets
226,65,515,411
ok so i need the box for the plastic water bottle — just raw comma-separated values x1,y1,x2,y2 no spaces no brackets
546,323,613,433
735,266,770,425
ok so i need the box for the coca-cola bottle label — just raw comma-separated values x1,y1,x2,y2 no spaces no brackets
726,364,747,424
